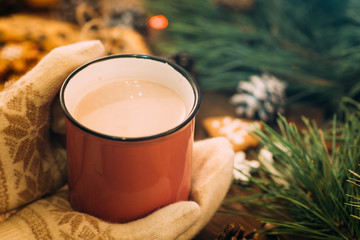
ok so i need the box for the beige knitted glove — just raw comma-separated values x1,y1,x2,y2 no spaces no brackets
0,40,105,213
0,137,234,240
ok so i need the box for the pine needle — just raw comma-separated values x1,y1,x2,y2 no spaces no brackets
146,0,360,109
223,98,360,239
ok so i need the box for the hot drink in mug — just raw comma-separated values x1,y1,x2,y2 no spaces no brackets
60,54,201,223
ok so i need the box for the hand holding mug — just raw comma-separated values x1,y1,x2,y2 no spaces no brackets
0,41,235,240
0,137,234,240
0,41,104,213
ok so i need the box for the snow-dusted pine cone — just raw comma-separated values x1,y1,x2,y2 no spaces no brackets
230,74,286,122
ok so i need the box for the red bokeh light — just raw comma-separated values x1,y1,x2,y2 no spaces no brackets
149,15,168,30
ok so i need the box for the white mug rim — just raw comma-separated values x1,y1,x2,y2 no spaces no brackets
59,54,201,142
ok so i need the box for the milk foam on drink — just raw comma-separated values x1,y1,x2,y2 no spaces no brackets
73,80,187,138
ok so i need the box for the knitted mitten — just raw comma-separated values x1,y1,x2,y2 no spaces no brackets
0,137,234,240
0,40,105,213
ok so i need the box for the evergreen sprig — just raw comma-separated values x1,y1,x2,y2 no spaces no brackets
223,99,360,239
146,0,360,109
346,169,360,221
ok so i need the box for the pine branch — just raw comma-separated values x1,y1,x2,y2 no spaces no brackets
223,98,360,239
146,0,360,108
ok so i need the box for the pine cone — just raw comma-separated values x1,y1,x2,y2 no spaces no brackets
230,74,286,122
107,8,147,36
217,223,258,240
162,53,197,78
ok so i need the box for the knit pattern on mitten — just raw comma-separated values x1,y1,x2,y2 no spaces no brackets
0,40,105,213
0,137,234,240
0,80,66,213
0,188,201,240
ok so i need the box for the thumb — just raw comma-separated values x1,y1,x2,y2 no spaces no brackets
15,40,105,104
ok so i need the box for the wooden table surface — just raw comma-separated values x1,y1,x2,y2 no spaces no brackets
192,91,325,240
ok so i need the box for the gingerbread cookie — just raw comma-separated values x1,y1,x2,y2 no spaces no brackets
0,14,80,51
0,41,42,90
202,116,262,152
0,13,151,90
0,14,81,89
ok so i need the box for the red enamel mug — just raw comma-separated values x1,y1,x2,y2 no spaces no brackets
60,54,201,223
